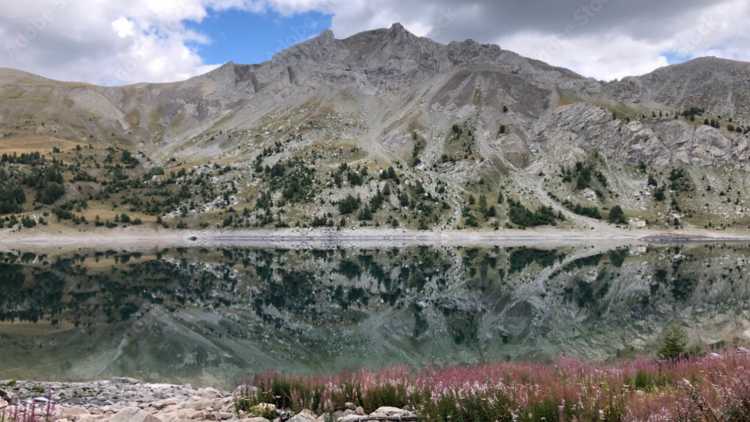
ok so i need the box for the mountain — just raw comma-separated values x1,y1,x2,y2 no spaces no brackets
606,57,750,118
2,24,750,232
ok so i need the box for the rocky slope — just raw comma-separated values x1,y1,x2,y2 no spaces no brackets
2,24,750,231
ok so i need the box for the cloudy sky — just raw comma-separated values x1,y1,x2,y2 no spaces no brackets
0,0,748,85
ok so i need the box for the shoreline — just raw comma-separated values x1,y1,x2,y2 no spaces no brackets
0,378,415,422
4,349,750,421
3,227,750,251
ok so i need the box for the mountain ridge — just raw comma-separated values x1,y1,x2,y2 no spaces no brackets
2,23,750,233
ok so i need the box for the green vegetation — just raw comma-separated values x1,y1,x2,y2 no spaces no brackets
508,200,560,228
608,205,627,225
658,325,688,360
654,186,666,201
337,194,361,215
681,107,705,121
0,122,742,232
266,159,316,202
561,160,608,193
0,178,25,214
410,132,425,167
235,349,750,421
668,168,693,193
443,122,478,162
562,200,602,219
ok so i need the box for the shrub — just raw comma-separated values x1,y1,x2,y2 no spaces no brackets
608,205,627,225
52,207,73,221
379,166,398,181
669,168,693,193
357,205,372,221
0,183,25,214
38,182,65,204
337,195,361,215
462,208,478,227
563,200,602,219
268,159,315,202
654,187,666,201
508,200,558,227
574,163,593,190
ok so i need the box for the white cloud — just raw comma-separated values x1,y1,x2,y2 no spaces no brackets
0,0,258,84
499,32,670,81
112,17,136,39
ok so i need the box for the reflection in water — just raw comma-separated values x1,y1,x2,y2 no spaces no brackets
1,244,750,387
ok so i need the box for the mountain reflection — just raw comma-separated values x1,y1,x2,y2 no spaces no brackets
1,244,749,387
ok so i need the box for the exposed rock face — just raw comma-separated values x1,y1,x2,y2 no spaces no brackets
177,23,595,165
4,22,746,168
606,57,750,118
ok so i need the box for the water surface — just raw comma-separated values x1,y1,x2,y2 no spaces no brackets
1,243,749,387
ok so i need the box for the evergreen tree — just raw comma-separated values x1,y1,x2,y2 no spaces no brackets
608,205,627,225
357,205,372,221
478,194,488,216
658,325,688,360
338,194,361,215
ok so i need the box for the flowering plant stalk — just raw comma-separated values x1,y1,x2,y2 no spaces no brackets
235,351,750,421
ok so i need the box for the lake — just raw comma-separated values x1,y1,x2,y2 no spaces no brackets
1,243,749,387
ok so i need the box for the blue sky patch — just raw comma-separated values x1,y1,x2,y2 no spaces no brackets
187,9,332,66
663,50,693,65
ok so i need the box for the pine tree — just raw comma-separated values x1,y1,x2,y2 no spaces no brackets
658,325,688,360
608,205,627,225
478,194,488,215
357,205,372,221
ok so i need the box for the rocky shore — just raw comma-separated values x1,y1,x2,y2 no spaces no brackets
0,379,416,422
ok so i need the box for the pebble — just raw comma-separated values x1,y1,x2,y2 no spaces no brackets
0,380,416,422
289,409,317,422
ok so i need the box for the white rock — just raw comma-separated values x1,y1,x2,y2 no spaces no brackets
60,405,91,418
110,407,162,422
289,409,318,421
197,387,223,399
150,398,178,410
369,406,415,418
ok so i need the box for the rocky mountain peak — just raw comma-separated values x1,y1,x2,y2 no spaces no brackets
389,22,407,32
387,22,416,40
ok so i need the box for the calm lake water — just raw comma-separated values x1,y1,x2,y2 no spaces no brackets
1,243,749,387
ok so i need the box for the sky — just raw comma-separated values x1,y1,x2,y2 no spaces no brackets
0,0,748,85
